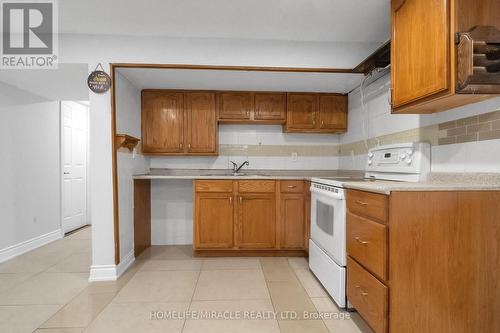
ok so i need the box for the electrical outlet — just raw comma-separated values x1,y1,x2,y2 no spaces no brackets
291,152,298,162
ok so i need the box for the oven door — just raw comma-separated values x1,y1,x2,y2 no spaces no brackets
310,185,346,267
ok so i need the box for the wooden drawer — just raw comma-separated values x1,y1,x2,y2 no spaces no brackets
238,180,275,193
347,190,388,223
347,212,388,281
347,257,388,333
195,180,233,193
280,180,304,193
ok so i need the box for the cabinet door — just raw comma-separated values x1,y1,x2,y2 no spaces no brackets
217,92,253,120
319,95,347,130
280,193,305,249
237,194,276,249
391,0,450,108
141,91,184,153
286,93,317,130
194,192,234,249
254,93,286,121
185,92,217,154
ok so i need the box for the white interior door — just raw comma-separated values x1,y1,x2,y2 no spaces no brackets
61,101,88,234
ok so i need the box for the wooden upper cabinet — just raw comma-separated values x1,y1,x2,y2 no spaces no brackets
217,92,253,121
319,95,347,130
237,193,276,249
390,0,498,114
286,93,347,133
141,91,184,154
391,0,450,109
194,192,234,249
286,93,317,130
184,92,217,154
254,93,286,122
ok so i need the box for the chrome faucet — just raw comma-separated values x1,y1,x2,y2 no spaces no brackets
231,160,249,174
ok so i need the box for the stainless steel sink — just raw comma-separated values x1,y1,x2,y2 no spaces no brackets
202,172,270,177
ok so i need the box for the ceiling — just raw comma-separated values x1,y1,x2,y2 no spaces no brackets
117,67,364,93
59,0,390,43
0,64,89,101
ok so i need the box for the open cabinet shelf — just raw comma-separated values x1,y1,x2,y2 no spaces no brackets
115,134,140,152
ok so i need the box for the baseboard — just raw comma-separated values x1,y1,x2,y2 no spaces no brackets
88,249,135,282
116,250,135,277
0,229,63,263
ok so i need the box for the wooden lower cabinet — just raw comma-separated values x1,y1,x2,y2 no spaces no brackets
280,193,305,249
194,180,308,255
346,189,500,333
237,193,276,249
194,192,234,249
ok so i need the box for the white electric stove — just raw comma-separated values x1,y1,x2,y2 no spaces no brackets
308,142,431,308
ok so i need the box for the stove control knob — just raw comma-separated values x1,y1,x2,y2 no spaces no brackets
368,152,374,158
406,158,412,165
407,150,413,156
368,160,372,166
400,153,407,160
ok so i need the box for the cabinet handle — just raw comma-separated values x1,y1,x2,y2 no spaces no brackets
355,200,368,206
287,185,296,188
229,196,232,204
355,285,368,296
188,143,191,149
239,196,243,204
179,143,183,149
355,237,369,245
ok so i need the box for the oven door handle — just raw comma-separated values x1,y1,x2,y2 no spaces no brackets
310,186,344,200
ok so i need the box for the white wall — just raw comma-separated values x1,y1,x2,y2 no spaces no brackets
340,73,500,172
115,73,150,259
55,33,367,275
150,125,339,170
0,101,61,260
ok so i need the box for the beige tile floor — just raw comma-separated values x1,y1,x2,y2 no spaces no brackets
0,227,373,333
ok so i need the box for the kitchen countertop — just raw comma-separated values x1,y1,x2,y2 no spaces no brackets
134,169,500,194
342,172,500,194
133,168,363,180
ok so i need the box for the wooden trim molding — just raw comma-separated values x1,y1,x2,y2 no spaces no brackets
108,62,368,264
110,63,355,73
110,64,120,265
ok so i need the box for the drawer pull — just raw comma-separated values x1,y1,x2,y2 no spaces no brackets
355,200,368,206
229,197,232,204
355,285,369,296
355,237,369,245
239,196,243,204
287,185,296,188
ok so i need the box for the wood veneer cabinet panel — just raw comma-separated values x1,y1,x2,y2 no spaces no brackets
141,91,184,153
280,193,305,249
254,93,286,121
236,193,276,249
347,257,388,333
347,212,388,281
391,0,450,109
194,192,234,249
285,93,317,130
389,191,500,333
347,190,388,223
319,94,347,130
134,179,151,257
390,0,498,114
217,92,253,120
184,92,217,154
